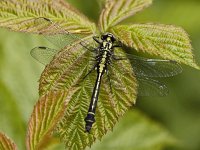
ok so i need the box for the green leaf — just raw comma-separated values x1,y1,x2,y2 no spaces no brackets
111,24,200,69
0,0,200,150
99,0,152,32
38,40,137,149
26,90,70,150
38,36,94,96
0,0,96,34
0,133,17,150
90,110,176,150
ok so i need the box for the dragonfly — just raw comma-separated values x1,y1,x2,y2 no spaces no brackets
31,17,182,133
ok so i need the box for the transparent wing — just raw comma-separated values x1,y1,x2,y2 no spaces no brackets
137,77,169,97
30,46,58,65
108,61,169,97
30,45,175,97
34,17,94,49
114,53,182,78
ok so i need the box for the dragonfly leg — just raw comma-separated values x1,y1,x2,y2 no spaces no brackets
79,41,94,51
113,45,121,48
93,36,101,44
82,64,97,80
74,65,97,87
113,56,127,60
113,41,122,48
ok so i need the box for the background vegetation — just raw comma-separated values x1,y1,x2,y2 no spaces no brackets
0,0,199,150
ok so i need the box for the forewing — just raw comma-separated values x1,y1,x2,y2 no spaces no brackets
31,18,96,65
34,17,93,49
111,49,170,97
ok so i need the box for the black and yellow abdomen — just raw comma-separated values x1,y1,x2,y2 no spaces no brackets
85,72,103,132
84,36,114,132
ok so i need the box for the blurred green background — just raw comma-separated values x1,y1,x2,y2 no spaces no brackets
0,0,200,150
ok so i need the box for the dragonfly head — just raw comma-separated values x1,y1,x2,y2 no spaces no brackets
101,33,116,43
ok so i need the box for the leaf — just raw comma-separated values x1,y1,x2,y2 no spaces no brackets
38,39,137,149
90,110,176,150
99,0,152,32
111,24,200,69
0,0,200,150
38,37,94,96
0,0,96,34
0,133,17,150
26,90,72,150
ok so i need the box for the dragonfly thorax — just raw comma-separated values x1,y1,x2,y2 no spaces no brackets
101,33,116,50
101,33,116,42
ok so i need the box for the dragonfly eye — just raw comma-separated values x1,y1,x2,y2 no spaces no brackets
101,35,107,40
101,33,116,42
110,36,116,42
107,33,116,42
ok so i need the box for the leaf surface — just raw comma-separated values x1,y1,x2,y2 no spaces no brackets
38,37,94,96
111,24,199,69
26,90,70,150
99,0,152,32
38,39,137,149
0,0,96,34
90,110,176,150
0,133,17,150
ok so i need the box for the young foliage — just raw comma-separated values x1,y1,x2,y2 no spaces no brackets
99,0,152,32
111,24,200,69
26,90,69,150
0,0,199,150
91,110,176,150
39,39,137,149
0,0,96,34
0,133,17,150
